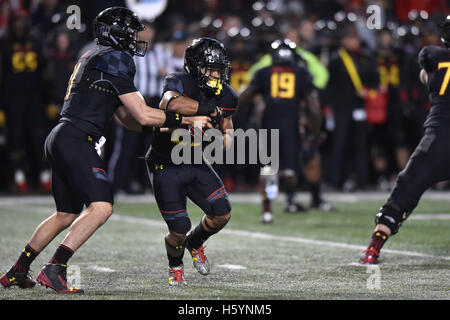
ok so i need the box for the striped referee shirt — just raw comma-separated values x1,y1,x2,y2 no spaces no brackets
133,43,170,98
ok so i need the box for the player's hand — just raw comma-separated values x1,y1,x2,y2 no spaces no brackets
182,116,212,129
209,107,223,128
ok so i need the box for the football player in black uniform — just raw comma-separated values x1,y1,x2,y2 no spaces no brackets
0,7,210,293
147,37,236,286
360,17,450,264
239,39,323,223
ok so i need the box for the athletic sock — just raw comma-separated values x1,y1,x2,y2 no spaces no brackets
12,244,38,273
186,219,217,250
165,238,185,268
49,244,74,265
367,231,389,254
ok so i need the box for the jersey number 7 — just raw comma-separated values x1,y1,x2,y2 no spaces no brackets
438,62,450,96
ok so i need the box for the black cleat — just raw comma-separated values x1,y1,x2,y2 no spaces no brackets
36,264,83,294
0,267,36,289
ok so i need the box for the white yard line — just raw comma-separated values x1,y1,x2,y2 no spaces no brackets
2,203,449,262
108,214,450,262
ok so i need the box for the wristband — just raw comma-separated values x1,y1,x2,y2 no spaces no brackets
163,111,182,127
197,100,216,115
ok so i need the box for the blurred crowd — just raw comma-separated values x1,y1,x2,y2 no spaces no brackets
0,0,449,195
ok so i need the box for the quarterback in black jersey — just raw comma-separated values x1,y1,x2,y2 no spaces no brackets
0,7,210,293
147,37,236,286
360,18,450,264
240,39,326,223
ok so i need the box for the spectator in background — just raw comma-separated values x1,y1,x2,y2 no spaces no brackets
46,29,77,125
370,28,408,190
0,0,11,38
0,13,50,193
31,0,64,44
325,24,379,191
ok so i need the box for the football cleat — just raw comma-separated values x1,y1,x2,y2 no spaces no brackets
0,267,36,289
168,265,187,286
359,247,379,265
186,245,210,276
36,263,83,294
261,211,274,224
284,203,307,213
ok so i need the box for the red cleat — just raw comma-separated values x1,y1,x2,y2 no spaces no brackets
359,247,379,265
36,264,83,294
0,267,36,288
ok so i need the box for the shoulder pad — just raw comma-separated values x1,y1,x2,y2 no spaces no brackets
95,50,136,79
163,72,187,94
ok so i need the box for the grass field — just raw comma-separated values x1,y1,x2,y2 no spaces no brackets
0,192,449,301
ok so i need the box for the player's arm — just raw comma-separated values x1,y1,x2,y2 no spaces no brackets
220,116,234,150
114,105,143,132
420,69,428,85
119,91,212,129
160,90,218,116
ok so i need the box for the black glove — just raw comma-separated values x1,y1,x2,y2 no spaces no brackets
197,99,217,115
210,106,223,128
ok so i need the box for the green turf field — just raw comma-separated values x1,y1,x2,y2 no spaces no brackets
0,194,449,300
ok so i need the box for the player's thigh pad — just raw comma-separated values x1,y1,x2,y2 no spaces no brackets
49,123,113,207
151,167,191,234
186,164,231,216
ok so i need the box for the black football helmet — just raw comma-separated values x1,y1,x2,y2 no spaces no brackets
439,15,450,48
93,7,147,56
270,39,298,66
184,37,231,97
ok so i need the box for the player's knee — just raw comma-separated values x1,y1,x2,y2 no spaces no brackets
89,201,113,224
207,212,231,231
54,211,79,228
166,216,192,235
167,231,187,246
210,197,231,216
375,201,411,235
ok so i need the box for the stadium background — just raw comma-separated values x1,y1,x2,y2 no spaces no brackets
1,0,450,195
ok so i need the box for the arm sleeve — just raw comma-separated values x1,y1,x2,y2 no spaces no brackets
94,50,138,95
103,72,138,95
418,46,432,72
219,86,238,117
162,73,184,94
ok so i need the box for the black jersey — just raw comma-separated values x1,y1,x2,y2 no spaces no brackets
418,45,450,127
150,71,238,166
60,45,138,137
247,64,314,123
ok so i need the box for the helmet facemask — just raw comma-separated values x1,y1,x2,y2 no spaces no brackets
199,62,230,97
184,37,231,98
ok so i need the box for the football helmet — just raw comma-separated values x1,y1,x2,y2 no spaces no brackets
270,39,298,66
439,15,450,48
93,7,147,56
184,37,231,97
